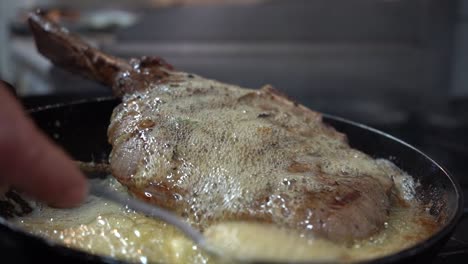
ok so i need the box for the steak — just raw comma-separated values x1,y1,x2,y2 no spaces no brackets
28,12,401,243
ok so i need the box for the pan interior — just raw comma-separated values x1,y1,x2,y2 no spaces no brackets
0,98,459,263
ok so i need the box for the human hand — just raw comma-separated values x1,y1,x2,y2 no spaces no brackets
0,81,87,207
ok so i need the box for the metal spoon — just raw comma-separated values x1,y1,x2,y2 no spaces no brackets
78,162,228,260
88,178,235,263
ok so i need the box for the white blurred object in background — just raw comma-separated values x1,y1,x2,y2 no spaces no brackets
0,0,41,81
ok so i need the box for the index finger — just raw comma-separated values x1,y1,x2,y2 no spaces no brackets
0,84,87,207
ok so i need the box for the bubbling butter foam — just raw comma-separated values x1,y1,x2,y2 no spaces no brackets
12,175,438,264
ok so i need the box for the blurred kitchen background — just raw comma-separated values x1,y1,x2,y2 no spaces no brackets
0,0,467,181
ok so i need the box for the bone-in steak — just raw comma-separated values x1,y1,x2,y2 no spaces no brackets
28,12,404,243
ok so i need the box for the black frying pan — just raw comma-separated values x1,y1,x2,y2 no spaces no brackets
0,97,463,264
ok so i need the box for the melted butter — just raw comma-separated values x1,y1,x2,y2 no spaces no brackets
204,204,437,263
14,179,212,264
12,179,437,264
205,222,346,262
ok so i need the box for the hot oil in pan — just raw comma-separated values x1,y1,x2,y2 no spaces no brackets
13,178,211,263
11,168,439,264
